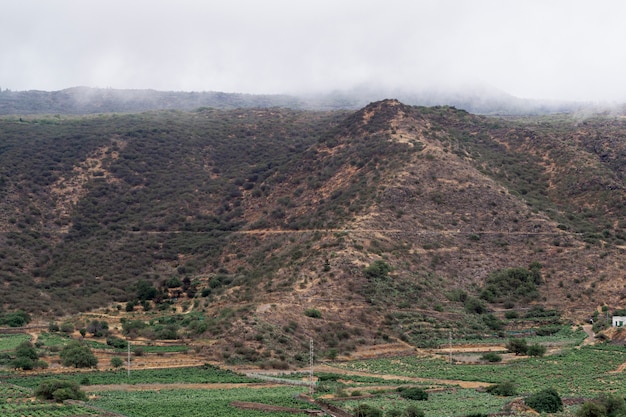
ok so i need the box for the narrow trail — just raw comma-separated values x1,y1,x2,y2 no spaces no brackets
126,228,575,236
581,324,596,346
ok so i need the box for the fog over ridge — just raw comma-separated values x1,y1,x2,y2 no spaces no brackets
2,0,626,103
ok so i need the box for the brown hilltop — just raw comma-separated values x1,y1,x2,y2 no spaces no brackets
0,101,624,359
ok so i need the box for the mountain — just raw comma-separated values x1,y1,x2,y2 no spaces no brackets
0,86,597,115
0,100,624,357
0,87,305,115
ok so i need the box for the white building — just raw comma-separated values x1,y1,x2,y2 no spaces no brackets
612,316,626,327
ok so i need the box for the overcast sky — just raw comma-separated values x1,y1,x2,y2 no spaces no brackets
2,0,625,102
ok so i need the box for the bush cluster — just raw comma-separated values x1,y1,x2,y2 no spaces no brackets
525,388,563,413
397,386,428,401
34,379,86,402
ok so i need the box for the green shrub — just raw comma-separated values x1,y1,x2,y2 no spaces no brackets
364,260,392,281
15,340,38,361
402,405,425,417
398,386,428,401
12,340,43,370
464,297,488,314
524,305,560,318
535,325,561,336
59,341,98,368
485,381,517,396
0,310,31,327
304,308,322,318
482,313,504,330
480,266,542,304
353,404,383,417
110,356,124,368
12,357,35,370
578,394,626,417
527,343,546,357
504,311,518,319
106,336,128,349
34,379,86,402
60,322,75,333
317,373,341,381
481,352,502,362
506,338,528,355
577,401,608,417
525,388,563,413
598,393,626,417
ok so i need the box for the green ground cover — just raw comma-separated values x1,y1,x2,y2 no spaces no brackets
88,386,315,417
334,388,509,417
0,382,104,417
2,364,255,389
334,345,626,397
0,334,31,352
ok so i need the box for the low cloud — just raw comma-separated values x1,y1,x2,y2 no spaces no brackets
2,0,626,102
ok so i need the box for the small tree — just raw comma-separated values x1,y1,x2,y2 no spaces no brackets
136,280,157,301
86,320,109,337
59,341,98,368
506,338,528,355
15,341,38,361
12,341,43,370
110,356,124,368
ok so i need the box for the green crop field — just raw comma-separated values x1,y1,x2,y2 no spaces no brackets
0,334,31,352
334,388,510,417
334,345,626,397
88,386,315,417
0,382,104,417
2,363,256,389
2,329,626,417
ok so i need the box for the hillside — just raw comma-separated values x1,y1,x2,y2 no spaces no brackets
0,100,624,360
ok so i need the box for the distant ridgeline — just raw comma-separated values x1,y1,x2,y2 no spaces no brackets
0,87,304,114
0,86,592,115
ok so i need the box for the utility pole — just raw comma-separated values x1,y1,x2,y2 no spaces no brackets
449,330,452,365
309,338,314,395
127,340,131,378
